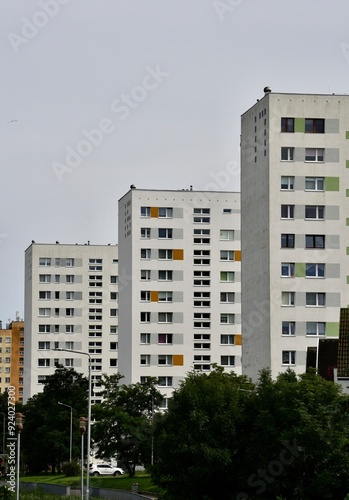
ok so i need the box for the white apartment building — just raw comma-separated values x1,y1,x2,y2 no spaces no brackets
24,242,118,402
241,91,349,381
118,187,241,406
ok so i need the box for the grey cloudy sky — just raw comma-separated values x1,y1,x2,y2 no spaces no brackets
1,0,349,322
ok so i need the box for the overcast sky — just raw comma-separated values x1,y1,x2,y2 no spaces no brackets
1,0,349,322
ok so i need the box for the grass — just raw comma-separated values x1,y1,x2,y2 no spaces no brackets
20,472,162,496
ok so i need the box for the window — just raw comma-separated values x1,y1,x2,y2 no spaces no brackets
158,312,173,323
306,322,326,336
281,205,294,219
220,313,235,324
281,117,294,132
140,312,151,323
89,264,102,271
66,258,74,267
220,292,235,303
281,234,295,248
39,274,51,283
110,276,118,284
220,271,234,282
110,342,118,350
110,359,118,367
159,207,173,218
38,341,50,350
223,208,232,214
39,308,51,317
306,235,325,249
89,258,102,271
194,312,211,328
157,376,173,387
281,147,294,161
305,205,324,220
110,292,118,300
281,263,295,277
305,177,324,191
159,398,169,409
282,322,295,336
140,333,150,344
193,249,210,265
55,291,60,300
140,206,150,217
65,341,74,350
158,291,173,302
141,248,151,259
281,292,295,306
306,263,325,278
66,275,74,284
55,275,60,284
193,355,211,371
193,208,210,223
158,270,173,281
158,228,173,239
158,355,173,366
89,291,102,304
220,250,234,261
89,325,101,336
140,291,151,302
38,359,50,367
39,291,51,300
194,270,210,286
282,351,296,365
66,291,74,300
158,333,173,344
305,118,324,133
305,148,324,162
141,227,151,238
88,341,102,354
220,334,235,345
110,326,118,334
306,292,325,307
194,333,211,349
110,309,118,317
65,359,74,367
221,356,235,366
141,270,151,281
39,258,51,266
194,291,211,307
281,176,294,190
39,325,51,333
66,308,74,317
54,307,60,317
220,230,234,241
158,249,173,260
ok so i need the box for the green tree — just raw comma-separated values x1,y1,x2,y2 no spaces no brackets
92,374,162,476
21,367,88,474
152,367,349,500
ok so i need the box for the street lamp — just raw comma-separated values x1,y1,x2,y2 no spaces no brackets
54,348,92,500
58,402,73,463
15,413,24,500
79,417,87,500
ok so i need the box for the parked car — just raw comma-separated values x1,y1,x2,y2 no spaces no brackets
89,463,124,476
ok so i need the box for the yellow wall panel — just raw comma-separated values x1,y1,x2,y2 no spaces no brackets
173,249,184,260
151,291,158,302
150,206,158,218
235,250,241,262
173,354,184,366
235,334,242,345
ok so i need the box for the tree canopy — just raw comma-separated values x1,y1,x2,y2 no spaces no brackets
152,367,349,500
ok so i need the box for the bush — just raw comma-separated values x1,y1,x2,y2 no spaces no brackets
0,486,14,499
61,460,80,477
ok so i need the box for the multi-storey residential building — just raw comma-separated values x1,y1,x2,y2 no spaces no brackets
241,91,349,381
24,242,118,402
0,320,24,401
118,187,241,407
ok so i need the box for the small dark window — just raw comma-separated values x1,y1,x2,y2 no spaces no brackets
281,117,294,133
305,118,324,133
281,234,295,248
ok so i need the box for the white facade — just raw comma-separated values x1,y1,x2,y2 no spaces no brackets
118,188,241,406
24,242,119,401
241,92,349,381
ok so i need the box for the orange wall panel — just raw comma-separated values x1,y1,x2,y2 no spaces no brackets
173,249,184,260
151,291,158,302
235,250,241,262
235,334,242,345
150,206,158,218
173,354,184,366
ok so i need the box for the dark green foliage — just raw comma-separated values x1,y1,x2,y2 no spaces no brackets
0,486,14,500
61,459,81,477
92,374,162,477
152,367,349,500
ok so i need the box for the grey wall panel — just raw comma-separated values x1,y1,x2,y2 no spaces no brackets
325,206,340,220
74,291,83,300
173,333,183,344
294,205,304,219
74,258,83,267
74,275,83,284
326,293,341,307
173,207,183,218
173,270,184,281
326,263,340,278
173,312,184,323
326,119,340,133
75,325,82,333
173,291,183,302
173,228,184,239
325,148,340,163
326,235,340,249
294,148,304,162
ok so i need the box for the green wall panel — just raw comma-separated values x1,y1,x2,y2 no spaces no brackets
295,262,305,277
346,131,349,139
325,177,339,191
326,322,339,337
295,118,305,133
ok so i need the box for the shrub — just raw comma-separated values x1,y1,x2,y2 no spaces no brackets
61,460,80,477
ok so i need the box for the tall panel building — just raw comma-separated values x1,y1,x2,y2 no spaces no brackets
118,187,241,407
241,91,349,381
24,242,118,401
0,320,24,402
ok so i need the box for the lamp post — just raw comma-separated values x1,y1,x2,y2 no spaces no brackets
54,348,92,500
15,413,24,500
79,417,87,500
58,402,73,462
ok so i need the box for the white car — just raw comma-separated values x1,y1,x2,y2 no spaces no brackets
89,463,124,476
